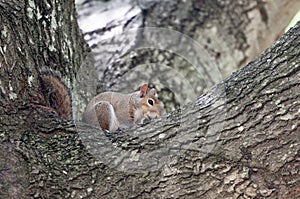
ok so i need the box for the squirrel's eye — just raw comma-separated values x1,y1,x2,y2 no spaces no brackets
148,99,154,106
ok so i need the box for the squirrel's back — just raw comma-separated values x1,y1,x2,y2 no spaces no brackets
82,91,136,129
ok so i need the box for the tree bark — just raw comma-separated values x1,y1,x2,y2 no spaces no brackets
0,0,87,198
0,0,87,110
0,0,300,198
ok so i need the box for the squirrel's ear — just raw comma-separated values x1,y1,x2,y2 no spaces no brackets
139,84,148,98
149,88,157,96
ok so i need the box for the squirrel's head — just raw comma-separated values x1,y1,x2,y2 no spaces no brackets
138,84,162,120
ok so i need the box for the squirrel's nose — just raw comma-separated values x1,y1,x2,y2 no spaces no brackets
147,112,160,120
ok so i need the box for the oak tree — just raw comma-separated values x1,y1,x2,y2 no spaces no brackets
0,0,299,198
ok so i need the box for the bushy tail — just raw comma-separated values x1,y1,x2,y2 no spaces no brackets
39,71,72,120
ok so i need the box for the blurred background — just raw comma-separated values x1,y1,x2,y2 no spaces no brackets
73,0,300,118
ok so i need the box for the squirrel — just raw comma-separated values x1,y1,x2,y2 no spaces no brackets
38,70,72,120
82,84,162,132
38,71,161,131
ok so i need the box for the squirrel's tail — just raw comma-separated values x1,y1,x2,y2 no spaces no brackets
39,71,72,120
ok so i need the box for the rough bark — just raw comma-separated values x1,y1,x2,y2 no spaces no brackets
0,0,87,198
0,0,87,112
0,0,299,199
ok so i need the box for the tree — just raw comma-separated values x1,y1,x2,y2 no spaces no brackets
0,0,299,198
77,0,300,112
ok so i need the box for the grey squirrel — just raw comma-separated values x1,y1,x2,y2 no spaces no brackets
82,84,162,132
39,71,161,131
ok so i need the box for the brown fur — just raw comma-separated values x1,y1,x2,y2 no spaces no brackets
95,102,110,131
129,107,135,120
82,84,162,132
39,71,72,120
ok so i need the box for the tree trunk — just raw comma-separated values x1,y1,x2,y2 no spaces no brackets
0,0,87,198
0,0,299,198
